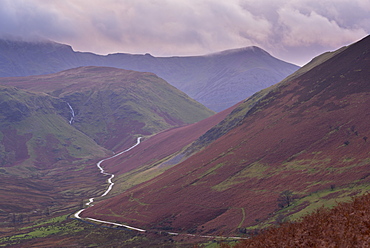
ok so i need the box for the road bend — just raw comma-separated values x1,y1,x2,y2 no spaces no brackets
73,136,247,240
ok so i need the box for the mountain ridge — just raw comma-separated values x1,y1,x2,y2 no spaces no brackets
0,39,299,111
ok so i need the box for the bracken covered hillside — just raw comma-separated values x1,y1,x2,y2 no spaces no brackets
231,193,370,247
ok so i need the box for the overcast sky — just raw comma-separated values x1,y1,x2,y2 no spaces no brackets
0,0,369,65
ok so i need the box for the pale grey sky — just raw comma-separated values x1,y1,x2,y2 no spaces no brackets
0,0,369,65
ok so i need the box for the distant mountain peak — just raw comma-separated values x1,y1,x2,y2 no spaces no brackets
0,37,56,45
0,38,73,52
0,39,298,111
207,45,270,57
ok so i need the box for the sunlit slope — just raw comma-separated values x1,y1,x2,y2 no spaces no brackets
83,35,370,235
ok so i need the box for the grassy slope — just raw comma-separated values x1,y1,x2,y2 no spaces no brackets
0,66,214,151
0,86,106,168
0,213,192,248
0,85,113,241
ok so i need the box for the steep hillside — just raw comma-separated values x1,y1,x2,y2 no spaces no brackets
0,39,299,111
188,44,351,151
0,66,214,151
82,35,370,236
0,85,106,168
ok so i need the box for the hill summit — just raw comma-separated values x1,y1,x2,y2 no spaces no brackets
0,66,214,151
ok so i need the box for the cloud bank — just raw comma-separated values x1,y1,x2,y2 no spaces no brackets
0,0,369,65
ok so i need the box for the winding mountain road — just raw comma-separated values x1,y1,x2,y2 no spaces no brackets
74,137,144,233
73,136,246,240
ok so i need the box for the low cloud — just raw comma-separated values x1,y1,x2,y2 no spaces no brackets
277,8,367,47
0,0,76,40
0,0,369,65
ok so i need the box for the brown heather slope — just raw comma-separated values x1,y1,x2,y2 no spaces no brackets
82,35,370,236
232,193,370,247
101,102,237,195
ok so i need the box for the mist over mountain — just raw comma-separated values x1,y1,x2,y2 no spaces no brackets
0,39,299,111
